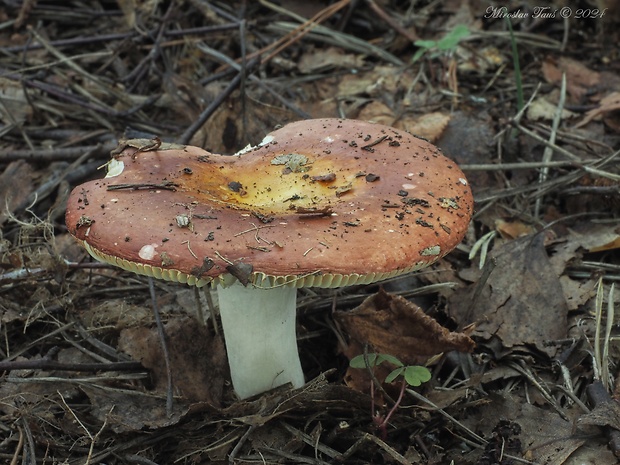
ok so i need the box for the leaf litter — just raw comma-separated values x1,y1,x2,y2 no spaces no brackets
1,0,620,463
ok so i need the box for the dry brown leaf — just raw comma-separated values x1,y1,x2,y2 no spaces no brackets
83,384,195,433
0,76,33,124
298,46,365,74
542,56,600,101
495,218,537,239
457,45,505,73
396,112,451,143
115,0,137,28
335,288,475,365
578,398,620,431
356,101,395,126
336,289,474,395
436,110,495,165
425,364,521,409
459,392,609,465
190,100,285,153
566,222,620,253
450,234,568,356
0,160,35,225
527,96,577,122
558,276,598,311
575,91,620,129
337,66,415,99
118,316,227,406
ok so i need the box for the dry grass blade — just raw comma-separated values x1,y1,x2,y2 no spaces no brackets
27,29,132,108
225,0,353,70
262,0,403,65
267,21,404,65
406,388,486,445
534,73,566,218
58,392,111,465
476,29,563,49
593,278,616,390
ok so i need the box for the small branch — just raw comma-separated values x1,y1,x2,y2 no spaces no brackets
361,135,388,152
107,182,178,191
3,24,241,54
366,0,419,42
0,143,116,162
148,277,174,418
0,358,143,372
176,57,259,145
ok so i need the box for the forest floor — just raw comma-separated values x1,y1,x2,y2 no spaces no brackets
1,1,620,464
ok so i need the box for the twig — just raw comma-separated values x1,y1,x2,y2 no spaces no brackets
509,121,581,161
58,391,111,465
460,160,588,171
262,1,404,66
199,42,312,119
148,277,174,417
27,28,132,106
338,432,413,465
19,417,36,465
1,24,240,54
280,422,341,459
0,143,116,162
365,0,418,42
244,0,352,68
123,2,174,90
406,388,487,445
14,144,99,216
229,425,256,464
0,358,143,372
507,360,568,420
107,182,178,191
176,57,258,145
10,426,23,465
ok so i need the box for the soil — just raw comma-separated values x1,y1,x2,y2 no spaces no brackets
1,1,620,464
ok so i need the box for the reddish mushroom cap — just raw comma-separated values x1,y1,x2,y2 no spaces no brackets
65,119,473,288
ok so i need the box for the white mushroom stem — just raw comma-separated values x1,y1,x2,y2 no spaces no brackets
216,281,305,399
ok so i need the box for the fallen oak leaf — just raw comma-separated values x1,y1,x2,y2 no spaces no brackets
118,316,227,406
335,288,474,396
334,288,475,365
450,233,568,357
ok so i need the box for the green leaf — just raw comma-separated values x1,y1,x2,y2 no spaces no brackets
376,354,404,367
437,25,470,50
385,367,405,383
414,39,437,49
411,40,436,64
403,366,432,387
350,353,379,368
349,353,404,369
411,48,426,64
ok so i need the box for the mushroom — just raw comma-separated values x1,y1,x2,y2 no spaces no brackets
65,118,474,400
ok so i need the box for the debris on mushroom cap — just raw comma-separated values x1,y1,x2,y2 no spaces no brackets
65,119,474,288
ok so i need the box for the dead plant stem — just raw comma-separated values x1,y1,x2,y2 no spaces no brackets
148,277,174,417
255,0,351,66
406,388,487,445
535,73,566,218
